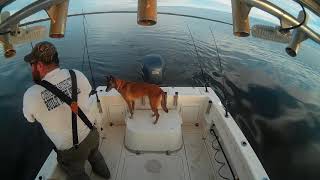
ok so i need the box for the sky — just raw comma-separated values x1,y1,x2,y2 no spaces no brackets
1,0,320,32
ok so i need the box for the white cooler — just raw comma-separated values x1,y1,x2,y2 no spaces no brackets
125,110,183,152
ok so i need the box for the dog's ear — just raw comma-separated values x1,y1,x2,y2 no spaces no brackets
104,75,111,81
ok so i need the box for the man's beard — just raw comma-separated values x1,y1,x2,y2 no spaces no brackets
32,69,41,83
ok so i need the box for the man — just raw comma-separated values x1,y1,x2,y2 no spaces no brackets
23,41,110,180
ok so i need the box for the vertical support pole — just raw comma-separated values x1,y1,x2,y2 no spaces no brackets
46,0,69,38
231,0,251,37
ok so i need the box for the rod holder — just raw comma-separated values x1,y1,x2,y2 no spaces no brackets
141,96,145,105
97,100,102,113
224,100,229,118
137,0,157,26
0,10,10,24
3,42,15,58
173,92,178,106
0,0,67,33
46,0,69,38
0,11,15,58
286,10,309,57
164,91,167,106
206,100,212,114
231,0,251,37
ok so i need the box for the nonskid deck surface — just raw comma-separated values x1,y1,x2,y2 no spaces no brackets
87,124,234,180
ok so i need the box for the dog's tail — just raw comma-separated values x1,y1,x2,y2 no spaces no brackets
161,91,169,113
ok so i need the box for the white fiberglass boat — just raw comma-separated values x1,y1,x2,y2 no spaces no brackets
35,86,269,180
0,1,319,180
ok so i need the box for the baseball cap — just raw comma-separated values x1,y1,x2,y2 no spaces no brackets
24,41,58,64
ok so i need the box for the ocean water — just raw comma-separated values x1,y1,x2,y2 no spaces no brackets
0,8,320,180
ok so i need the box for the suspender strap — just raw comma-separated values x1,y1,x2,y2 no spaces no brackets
37,80,94,129
70,70,79,147
36,70,93,148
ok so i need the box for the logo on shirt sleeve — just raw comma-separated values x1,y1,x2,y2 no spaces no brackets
41,77,81,111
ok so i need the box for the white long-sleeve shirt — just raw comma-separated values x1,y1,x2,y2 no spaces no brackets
23,68,95,150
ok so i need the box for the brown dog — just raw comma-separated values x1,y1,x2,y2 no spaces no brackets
105,75,168,124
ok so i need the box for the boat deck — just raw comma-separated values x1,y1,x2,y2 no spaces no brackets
36,87,268,180
87,124,233,180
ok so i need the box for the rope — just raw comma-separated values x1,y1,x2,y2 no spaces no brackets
210,126,237,180
210,130,230,180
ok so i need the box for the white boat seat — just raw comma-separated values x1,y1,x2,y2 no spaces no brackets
125,110,183,152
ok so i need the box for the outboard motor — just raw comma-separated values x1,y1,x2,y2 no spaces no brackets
142,54,165,84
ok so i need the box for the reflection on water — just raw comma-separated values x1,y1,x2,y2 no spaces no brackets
0,8,319,180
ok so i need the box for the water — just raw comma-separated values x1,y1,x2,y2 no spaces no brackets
1,8,320,180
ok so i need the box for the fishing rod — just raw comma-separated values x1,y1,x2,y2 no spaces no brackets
186,24,208,92
209,26,229,118
81,10,102,113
